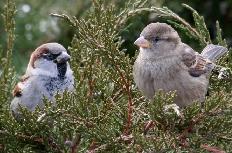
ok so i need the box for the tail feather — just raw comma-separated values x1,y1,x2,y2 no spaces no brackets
201,44,228,62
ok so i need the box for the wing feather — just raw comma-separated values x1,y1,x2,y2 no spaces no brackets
181,45,213,77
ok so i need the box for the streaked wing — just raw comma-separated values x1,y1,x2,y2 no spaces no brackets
181,45,213,77
188,54,213,77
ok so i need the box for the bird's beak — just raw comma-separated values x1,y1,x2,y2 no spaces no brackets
134,36,151,48
54,52,71,63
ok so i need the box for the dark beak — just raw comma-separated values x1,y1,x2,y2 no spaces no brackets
134,36,151,48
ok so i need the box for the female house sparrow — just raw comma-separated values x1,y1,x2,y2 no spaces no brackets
133,23,228,107
10,43,74,117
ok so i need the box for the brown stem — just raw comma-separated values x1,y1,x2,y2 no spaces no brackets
113,64,133,135
124,82,133,135
71,135,81,153
16,134,63,152
179,112,205,147
88,78,94,98
201,144,225,153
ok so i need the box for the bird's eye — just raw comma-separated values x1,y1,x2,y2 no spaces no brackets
42,52,61,61
154,37,160,42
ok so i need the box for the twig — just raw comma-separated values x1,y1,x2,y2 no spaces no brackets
16,133,63,152
178,112,205,147
87,135,133,153
143,120,155,135
87,78,95,98
201,144,225,153
217,135,232,141
50,13,76,27
111,88,123,101
178,105,224,147
71,134,81,153
103,56,133,135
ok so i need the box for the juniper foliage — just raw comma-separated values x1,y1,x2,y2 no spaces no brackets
0,0,232,152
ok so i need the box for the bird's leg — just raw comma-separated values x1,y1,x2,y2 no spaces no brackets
206,90,210,96
200,102,205,112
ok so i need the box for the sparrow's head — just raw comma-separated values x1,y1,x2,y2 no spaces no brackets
28,42,71,79
134,23,181,55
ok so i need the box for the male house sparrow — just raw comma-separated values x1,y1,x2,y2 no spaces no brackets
10,43,74,117
133,23,228,107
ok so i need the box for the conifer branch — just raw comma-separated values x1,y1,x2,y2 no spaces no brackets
0,0,16,108
215,21,227,47
2,0,15,66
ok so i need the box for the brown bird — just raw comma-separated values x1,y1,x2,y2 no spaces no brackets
133,22,227,107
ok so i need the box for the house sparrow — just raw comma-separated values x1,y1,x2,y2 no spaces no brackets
10,42,74,118
133,23,228,107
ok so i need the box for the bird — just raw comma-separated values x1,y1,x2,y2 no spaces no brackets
10,42,75,118
133,22,228,107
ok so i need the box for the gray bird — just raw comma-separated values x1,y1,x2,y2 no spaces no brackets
10,43,74,118
133,23,228,107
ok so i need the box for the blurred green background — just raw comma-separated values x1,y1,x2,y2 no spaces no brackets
0,0,231,74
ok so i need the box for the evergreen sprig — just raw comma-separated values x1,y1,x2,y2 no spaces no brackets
215,21,227,47
0,0,16,104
